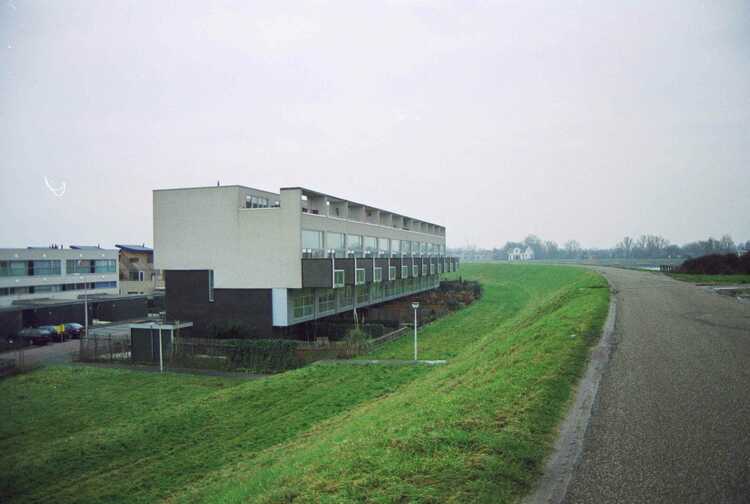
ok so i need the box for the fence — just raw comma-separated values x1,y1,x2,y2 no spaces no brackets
76,324,411,373
78,335,132,363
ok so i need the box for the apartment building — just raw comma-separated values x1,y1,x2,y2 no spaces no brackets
0,246,119,308
154,185,458,337
116,244,164,295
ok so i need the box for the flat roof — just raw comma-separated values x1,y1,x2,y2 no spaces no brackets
116,244,153,253
283,186,445,229
153,184,279,196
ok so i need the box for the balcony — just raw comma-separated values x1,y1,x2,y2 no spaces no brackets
301,256,456,289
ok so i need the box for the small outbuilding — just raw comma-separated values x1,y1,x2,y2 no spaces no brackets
130,321,192,363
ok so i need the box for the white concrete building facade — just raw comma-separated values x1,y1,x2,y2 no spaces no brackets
154,185,458,337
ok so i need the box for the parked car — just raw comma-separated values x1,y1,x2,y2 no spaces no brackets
13,327,53,346
38,325,66,343
64,323,84,339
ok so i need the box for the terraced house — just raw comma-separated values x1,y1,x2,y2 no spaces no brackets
154,185,458,338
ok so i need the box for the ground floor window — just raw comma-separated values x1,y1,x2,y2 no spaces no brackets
292,289,314,318
356,285,369,304
318,289,336,313
340,285,354,307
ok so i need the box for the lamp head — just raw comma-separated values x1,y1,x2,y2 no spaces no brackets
411,302,420,310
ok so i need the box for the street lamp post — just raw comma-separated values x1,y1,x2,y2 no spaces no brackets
411,302,420,361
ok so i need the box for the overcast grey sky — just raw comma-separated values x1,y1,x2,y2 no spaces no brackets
1,0,748,249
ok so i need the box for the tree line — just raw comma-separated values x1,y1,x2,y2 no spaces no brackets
450,234,749,261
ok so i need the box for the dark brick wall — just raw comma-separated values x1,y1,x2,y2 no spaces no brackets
165,270,274,338
302,259,332,288
0,311,22,343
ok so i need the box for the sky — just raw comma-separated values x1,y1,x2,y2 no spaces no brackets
1,0,748,250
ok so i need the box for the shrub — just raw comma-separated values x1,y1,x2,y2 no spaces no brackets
678,253,747,275
226,339,303,373
342,327,371,358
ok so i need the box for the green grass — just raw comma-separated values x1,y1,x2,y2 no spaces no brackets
0,264,609,504
667,273,750,285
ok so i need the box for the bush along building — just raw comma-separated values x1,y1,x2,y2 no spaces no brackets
154,185,459,339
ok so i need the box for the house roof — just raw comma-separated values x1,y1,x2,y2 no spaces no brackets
70,245,103,250
115,244,153,253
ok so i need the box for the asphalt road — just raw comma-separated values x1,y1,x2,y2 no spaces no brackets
564,268,750,504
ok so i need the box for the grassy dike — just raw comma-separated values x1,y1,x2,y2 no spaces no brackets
0,264,609,504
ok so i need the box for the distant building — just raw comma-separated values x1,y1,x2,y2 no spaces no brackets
0,246,118,308
116,244,163,295
508,246,534,261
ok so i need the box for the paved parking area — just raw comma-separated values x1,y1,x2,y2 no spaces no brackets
1,319,149,368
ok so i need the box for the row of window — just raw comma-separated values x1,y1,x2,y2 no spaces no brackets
302,230,445,258
0,281,118,297
245,195,279,209
289,276,441,320
0,259,117,277
330,260,454,288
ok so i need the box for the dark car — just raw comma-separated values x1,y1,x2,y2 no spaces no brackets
13,327,53,346
64,323,84,339
38,325,66,343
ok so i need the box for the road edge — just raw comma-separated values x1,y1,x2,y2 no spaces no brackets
522,273,618,504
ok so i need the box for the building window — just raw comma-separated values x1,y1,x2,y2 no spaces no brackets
326,232,345,257
302,229,324,258
412,241,420,255
66,259,90,274
1,260,29,277
391,239,401,255
334,269,345,288
373,267,382,283
340,285,354,307
292,289,314,318
94,281,117,289
364,236,377,256
402,241,411,255
346,234,363,256
33,284,63,293
388,266,396,281
371,283,383,300
32,260,61,276
355,268,366,285
0,287,9,296
318,289,336,314
208,270,214,302
412,264,418,277
246,195,270,208
356,285,369,304
94,260,116,273
377,237,390,256
430,263,436,275
401,265,409,279
129,257,140,263
422,264,428,275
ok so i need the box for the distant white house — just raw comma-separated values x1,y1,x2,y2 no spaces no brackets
508,246,534,261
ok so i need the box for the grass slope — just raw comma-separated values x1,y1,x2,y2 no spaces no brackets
0,264,609,504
